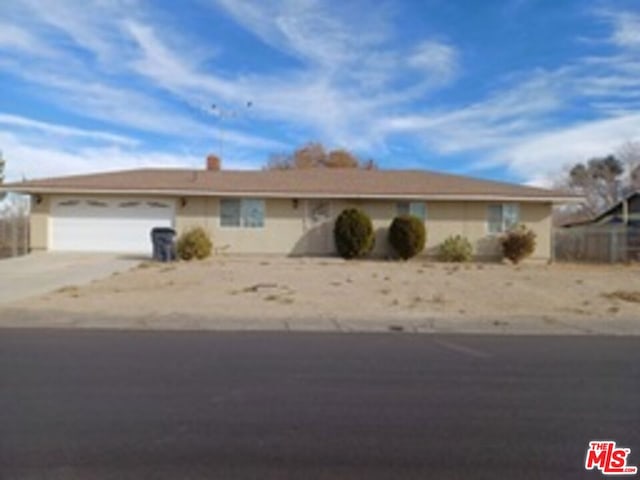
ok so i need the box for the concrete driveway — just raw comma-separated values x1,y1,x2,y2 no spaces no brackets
0,253,141,305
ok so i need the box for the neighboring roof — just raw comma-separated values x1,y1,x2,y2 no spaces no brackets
556,211,593,228
562,191,640,227
1,168,581,202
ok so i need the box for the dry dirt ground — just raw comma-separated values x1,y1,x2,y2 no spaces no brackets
1,256,640,334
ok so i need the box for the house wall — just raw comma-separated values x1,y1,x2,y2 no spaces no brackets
176,197,304,254
29,195,50,251
519,201,552,260
423,201,551,261
33,194,553,260
174,197,552,260
328,200,395,257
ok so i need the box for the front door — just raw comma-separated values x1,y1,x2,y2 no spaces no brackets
304,200,333,255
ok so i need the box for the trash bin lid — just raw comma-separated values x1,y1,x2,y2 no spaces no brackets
151,227,176,239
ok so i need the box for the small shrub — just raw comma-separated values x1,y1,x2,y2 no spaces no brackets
333,208,375,259
439,235,473,262
177,226,213,261
388,215,426,260
500,225,536,264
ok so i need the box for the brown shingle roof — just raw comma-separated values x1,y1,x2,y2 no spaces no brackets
1,168,579,202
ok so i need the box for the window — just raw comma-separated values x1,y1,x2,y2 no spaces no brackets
397,201,426,221
220,199,265,228
221,199,241,227
487,204,519,234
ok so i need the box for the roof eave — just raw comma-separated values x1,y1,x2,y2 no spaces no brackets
0,186,581,203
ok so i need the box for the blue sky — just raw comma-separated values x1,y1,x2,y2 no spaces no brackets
0,0,639,186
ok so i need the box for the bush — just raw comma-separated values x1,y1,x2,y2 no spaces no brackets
333,208,375,259
439,235,473,262
501,225,536,264
176,226,213,261
388,215,426,260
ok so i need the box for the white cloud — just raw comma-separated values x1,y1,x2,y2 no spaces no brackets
122,20,241,102
122,18,375,147
0,0,463,155
380,72,564,153
601,10,640,49
0,113,138,146
375,8,640,182
0,23,55,56
1,0,639,188
0,131,183,181
212,0,391,68
13,0,137,65
0,48,284,154
27,72,215,138
494,114,640,181
408,40,459,84
127,3,454,152
210,0,455,94
0,130,260,182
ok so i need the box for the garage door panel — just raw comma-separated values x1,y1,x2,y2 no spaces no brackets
51,197,175,253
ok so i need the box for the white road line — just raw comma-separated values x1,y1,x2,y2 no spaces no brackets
432,338,493,359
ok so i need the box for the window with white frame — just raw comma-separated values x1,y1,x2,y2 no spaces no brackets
487,204,519,234
220,199,265,228
396,201,427,221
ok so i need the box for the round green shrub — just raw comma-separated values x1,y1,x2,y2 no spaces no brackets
500,225,536,264
439,235,473,262
388,215,426,260
333,208,375,259
177,226,213,261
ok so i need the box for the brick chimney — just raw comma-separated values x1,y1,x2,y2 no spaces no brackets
206,154,221,171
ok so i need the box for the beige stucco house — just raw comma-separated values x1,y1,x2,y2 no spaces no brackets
2,161,577,261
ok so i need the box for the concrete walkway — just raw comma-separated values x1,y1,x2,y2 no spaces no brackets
0,253,141,304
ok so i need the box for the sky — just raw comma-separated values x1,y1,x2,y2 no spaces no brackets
0,0,639,186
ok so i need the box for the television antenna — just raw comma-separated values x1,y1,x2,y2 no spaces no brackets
210,101,253,159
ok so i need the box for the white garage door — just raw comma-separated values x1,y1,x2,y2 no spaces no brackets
51,197,175,253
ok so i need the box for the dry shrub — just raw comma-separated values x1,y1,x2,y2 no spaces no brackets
439,235,473,262
501,225,536,264
177,227,213,261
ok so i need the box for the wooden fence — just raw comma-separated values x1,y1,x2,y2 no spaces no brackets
0,197,30,259
553,226,640,263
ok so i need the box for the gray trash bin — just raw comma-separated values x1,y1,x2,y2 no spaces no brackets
150,227,177,262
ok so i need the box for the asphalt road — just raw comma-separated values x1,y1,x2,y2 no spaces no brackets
1,329,638,480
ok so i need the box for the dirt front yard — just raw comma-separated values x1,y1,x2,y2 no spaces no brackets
1,256,639,334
